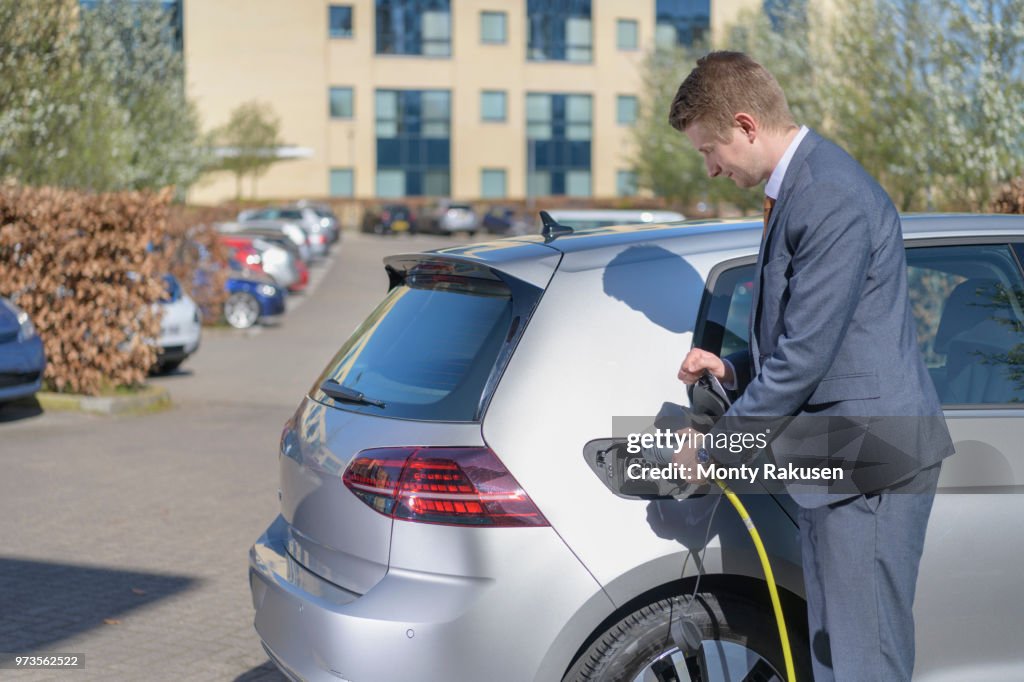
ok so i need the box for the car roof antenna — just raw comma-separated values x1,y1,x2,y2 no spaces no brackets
540,211,574,243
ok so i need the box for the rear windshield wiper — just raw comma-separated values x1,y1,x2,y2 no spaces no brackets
319,379,386,408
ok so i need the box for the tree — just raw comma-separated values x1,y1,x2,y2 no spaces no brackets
78,0,206,191
210,101,283,200
629,0,1024,214
0,0,205,192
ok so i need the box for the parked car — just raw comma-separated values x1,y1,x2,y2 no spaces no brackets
543,208,686,230
222,260,287,330
240,206,335,251
219,234,305,293
218,221,314,264
481,205,531,235
361,203,417,235
153,274,201,373
0,297,46,403
296,200,342,244
416,200,479,235
250,214,1024,682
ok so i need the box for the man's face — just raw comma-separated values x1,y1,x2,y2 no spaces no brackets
684,119,765,189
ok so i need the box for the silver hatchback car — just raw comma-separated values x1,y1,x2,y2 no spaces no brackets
250,215,1024,682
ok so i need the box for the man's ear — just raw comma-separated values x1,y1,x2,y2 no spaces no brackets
734,113,758,142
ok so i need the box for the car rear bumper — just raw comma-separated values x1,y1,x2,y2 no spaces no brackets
250,514,612,682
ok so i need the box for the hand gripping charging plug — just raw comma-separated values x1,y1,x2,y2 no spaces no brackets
582,373,730,501
582,372,798,682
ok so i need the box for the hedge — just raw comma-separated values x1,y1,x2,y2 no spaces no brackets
0,185,168,395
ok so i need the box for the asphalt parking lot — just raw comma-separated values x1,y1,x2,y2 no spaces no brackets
0,231,481,681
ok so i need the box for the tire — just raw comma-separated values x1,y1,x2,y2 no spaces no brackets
224,292,261,329
563,591,809,682
467,230,477,237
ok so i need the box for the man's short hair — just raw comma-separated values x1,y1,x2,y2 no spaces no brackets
668,51,795,141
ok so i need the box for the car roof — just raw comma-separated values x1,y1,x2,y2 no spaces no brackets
425,214,1024,283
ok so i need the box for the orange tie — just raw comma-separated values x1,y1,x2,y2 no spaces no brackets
763,195,776,237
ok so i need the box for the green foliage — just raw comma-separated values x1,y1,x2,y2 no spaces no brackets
630,0,1024,213
210,101,283,200
0,0,204,192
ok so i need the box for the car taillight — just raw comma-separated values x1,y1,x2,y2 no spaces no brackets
343,447,549,527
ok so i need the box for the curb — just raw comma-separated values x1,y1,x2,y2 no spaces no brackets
36,385,172,416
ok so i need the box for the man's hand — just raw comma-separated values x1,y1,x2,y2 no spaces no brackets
672,427,708,484
678,348,734,385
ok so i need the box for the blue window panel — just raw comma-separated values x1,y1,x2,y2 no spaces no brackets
569,141,590,167
481,11,507,43
377,139,402,166
330,168,354,197
551,172,566,196
376,0,451,56
617,19,638,50
425,139,450,167
376,87,451,197
376,169,406,198
481,169,506,198
481,91,507,122
617,95,638,125
329,5,353,38
405,139,423,166
656,0,709,48
617,170,638,196
527,0,592,62
406,171,423,196
330,87,354,118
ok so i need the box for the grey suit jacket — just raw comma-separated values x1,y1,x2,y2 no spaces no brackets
716,130,954,507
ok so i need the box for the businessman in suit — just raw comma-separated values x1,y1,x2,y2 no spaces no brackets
668,52,954,680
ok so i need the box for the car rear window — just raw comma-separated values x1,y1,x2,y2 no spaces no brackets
312,274,522,421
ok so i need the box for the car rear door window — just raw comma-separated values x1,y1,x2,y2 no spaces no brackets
313,274,526,421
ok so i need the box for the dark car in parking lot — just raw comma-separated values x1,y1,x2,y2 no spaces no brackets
361,204,417,235
0,297,46,403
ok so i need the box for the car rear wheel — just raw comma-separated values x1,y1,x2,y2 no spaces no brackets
224,292,261,329
563,591,809,682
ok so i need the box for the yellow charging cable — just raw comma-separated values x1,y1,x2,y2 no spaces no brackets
713,478,797,682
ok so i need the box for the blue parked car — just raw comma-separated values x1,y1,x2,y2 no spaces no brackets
223,260,286,329
0,297,46,403
187,242,287,330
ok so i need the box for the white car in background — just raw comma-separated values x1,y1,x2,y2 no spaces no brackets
544,208,685,230
154,274,201,373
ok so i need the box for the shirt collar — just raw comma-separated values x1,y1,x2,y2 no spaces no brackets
765,125,809,200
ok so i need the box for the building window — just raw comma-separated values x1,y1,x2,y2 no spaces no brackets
656,0,709,48
617,170,638,196
330,168,354,197
481,91,507,122
329,5,353,38
329,87,354,118
481,169,507,198
376,89,451,197
376,0,451,57
527,0,592,63
566,170,591,197
481,11,506,44
616,19,638,50
81,0,184,51
617,95,638,125
526,93,591,197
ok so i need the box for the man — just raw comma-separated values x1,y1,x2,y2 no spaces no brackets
668,52,954,681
